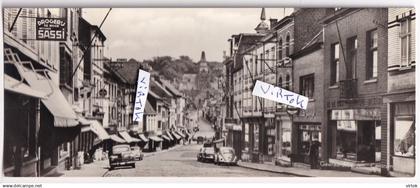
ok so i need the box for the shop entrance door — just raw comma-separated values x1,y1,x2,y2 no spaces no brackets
357,121,375,162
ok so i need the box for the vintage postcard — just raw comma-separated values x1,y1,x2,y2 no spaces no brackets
1,7,416,179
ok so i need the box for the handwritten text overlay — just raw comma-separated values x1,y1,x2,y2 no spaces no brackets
133,69,151,122
252,80,308,110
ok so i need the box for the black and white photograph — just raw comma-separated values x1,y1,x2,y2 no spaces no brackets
1,6,416,180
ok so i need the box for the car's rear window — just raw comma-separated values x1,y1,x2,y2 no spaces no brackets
113,146,130,153
220,148,234,155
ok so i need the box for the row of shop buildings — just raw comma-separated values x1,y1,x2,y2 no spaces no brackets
2,8,193,177
222,8,415,176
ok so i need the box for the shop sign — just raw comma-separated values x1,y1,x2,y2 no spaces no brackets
36,17,67,41
299,124,321,131
337,121,356,131
233,125,242,131
332,109,380,120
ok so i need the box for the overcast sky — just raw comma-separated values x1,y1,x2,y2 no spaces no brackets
83,8,294,62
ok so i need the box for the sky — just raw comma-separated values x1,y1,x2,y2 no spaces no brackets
83,8,294,62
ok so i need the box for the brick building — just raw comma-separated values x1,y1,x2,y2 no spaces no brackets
322,8,388,167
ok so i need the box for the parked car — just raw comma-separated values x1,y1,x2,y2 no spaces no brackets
214,147,238,166
109,144,136,170
197,146,215,162
196,136,204,144
130,146,144,161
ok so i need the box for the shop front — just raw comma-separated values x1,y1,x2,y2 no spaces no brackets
329,109,381,166
275,114,292,167
3,75,46,177
293,124,322,165
389,102,415,175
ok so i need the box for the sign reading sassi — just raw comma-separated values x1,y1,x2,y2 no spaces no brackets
252,80,308,110
36,17,67,41
133,69,151,122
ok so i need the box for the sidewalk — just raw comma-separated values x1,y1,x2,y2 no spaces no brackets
237,161,382,177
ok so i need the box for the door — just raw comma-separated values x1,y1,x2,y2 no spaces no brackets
357,121,375,162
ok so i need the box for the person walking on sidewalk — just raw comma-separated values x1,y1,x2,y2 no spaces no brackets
309,139,321,169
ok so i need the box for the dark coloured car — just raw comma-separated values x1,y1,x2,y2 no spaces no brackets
214,147,238,166
196,136,204,144
109,144,136,170
197,147,215,162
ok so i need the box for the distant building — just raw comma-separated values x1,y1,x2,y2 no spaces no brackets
198,51,209,73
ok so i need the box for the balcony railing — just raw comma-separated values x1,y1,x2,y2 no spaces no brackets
339,78,358,99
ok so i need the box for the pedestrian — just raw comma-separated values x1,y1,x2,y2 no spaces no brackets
309,139,321,169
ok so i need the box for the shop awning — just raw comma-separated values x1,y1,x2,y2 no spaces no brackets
171,132,181,140
138,134,149,142
149,136,163,142
16,64,78,127
4,75,46,99
90,120,110,140
110,134,126,143
166,132,174,140
120,131,141,143
176,131,186,138
160,135,171,141
78,115,91,126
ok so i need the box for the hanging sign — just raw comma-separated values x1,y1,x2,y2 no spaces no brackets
252,80,309,110
133,69,150,122
36,17,67,41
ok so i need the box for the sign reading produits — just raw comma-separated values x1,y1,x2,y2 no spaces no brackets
252,80,308,110
36,17,67,41
133,69,150,122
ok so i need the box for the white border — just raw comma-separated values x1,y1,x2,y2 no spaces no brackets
0,0,419,186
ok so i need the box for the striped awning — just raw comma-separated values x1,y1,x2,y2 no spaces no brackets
90,120,110,140
160,135,171,141
171,132,181,140
149,135,163,142
110,134,126,143
166,132,174,140
176,131,186,138
138,134,149,142
119,131,141,143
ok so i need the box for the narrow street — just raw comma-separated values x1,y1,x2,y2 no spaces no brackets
100,117,292,177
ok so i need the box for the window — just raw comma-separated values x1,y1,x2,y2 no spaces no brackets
278,77,283,87
285,74,290,90
278,38,283,60
254,96,258,111
393,118,414,157
285,34,290,57
347,36,358,79
74,87,79,102
367,30,378,79
331,43,340,85
260,53,264,73
254,124,259,151
271,47,276,68
59,47,73,87
300,74,315,99
254,55,258,75
400,16,412,66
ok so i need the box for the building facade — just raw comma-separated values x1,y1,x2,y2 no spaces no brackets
383,8,415,176
323,8,388,167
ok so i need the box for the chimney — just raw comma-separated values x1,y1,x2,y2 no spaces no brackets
269,18,278,29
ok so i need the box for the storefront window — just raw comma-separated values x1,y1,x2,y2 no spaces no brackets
281,122,291,158
244,123,249,152
298,125,322,157
336,121,357,160
394,118,415,158
254,124,259,151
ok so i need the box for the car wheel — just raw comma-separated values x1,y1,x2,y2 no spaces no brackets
110,166,114,171
132,164,136,168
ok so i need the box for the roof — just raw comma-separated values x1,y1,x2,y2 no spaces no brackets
115,61,142,84
150,79,174,98
290,30,323,59
160,79,182,97
144,100,156,114
79,17,107,41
